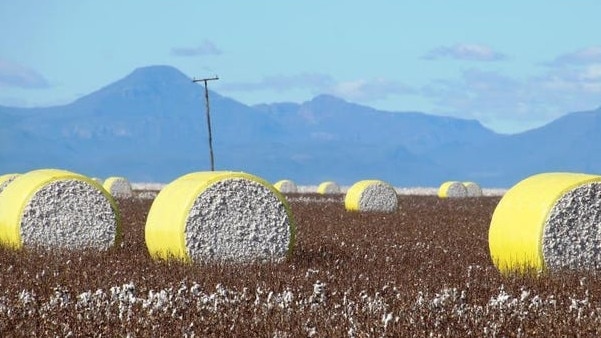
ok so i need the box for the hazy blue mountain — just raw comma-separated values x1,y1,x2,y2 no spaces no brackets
427,107,601,187
1,64,599,187
255,94,498,154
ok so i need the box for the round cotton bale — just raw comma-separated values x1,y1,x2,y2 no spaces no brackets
489,172,601,275
317,181,341,194
438,181,468,198
274,179,298,193
344,179,398,212
463,181,483,197
103,176,133,198
0,169,121,251
145,171,296,264
0,173,20,195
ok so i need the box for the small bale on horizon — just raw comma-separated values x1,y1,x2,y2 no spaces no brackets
103,176,134,198
463,181,483,197
274,179,298,193
344,179,398,213
438,181,468,198
317,181,341,194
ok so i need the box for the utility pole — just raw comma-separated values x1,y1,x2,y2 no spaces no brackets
192,76,219,171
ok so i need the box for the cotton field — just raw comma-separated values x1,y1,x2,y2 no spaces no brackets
2,172,601,336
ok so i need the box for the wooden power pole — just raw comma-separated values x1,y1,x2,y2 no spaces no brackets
192,76,219,171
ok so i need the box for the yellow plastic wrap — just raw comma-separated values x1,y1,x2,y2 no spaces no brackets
0,169,120,249
0,173,20,193
0,173,19,185
488,172,601,274
145,171,296,262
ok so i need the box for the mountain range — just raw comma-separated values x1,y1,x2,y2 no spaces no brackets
1,65,600,188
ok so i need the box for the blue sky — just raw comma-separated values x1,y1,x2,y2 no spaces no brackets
1,1,600,134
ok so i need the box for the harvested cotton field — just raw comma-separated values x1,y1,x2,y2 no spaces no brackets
3,190,601,336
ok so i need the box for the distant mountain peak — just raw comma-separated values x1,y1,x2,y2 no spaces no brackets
126,65,191,84
310,94,347,103
71,65,201,109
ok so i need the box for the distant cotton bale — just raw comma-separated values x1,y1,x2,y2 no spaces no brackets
145,171,296,264
317,181,341,194
274,179,298,193
344,179,398,212
0,173,20,194
489,172,601,275
463,182,483,197
438,181,468,198
103,176,134,198
0,169,121,251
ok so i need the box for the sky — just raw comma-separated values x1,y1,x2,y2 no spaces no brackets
1,1,600,134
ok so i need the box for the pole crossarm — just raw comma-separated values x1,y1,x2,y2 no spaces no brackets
192,76,219,171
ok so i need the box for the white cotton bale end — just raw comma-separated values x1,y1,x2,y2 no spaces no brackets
463,182,483,197
145,171,296,264
344,180,398,212
103,176,133,198
489,172,601,275
0,169,121,251
438,181,468,198
274,179,298,193
0,173,20,195
317,181,341,194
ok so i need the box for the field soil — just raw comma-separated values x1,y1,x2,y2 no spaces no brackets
1,194,601,336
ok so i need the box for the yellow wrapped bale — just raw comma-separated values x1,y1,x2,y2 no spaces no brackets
344,179,397,212
274,179,298,193
438,181,467,198
317,181,341,194
0,169,121,250
489,172,601,275
103,176,134,198
145,171,296,263
463,182,483,197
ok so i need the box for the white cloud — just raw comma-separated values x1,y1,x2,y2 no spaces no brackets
550,46,601,65
171,39,222,57
0,58,49,89
327,78,414,101
422,58,601,133
581,64,601,80
423,43,507,62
